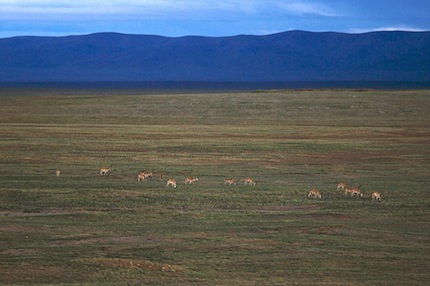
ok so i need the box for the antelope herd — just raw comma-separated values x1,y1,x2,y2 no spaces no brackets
307,182,381,201
55,168,382,202
135,171,255,188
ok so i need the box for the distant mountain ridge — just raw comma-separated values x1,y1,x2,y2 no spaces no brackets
0,30,429,82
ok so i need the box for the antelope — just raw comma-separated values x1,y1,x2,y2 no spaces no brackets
137,171,152,181
160,173,165,181
372,192,382,202
337,182,346,191
351,188,364,198
244,177,256,186
308,188,322,199
184,177,198,185
166,179,177,188
344,187,354,196
224,178,237,186
100,167,111,175
55,169,61,177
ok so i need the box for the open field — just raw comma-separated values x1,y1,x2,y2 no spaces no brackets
0,88,429,285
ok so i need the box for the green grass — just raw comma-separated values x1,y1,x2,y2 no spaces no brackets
0,88,429,285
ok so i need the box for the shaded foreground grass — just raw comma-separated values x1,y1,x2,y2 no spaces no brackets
0,89,429,285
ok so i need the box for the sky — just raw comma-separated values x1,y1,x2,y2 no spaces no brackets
0,0,429,39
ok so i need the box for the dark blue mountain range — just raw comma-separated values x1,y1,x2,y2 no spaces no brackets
0,30,429,82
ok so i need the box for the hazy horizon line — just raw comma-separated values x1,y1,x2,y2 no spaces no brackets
1,28,429,40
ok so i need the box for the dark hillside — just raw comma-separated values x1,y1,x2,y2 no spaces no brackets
0,30,429,82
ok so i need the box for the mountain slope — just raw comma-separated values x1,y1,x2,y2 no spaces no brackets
0,30,429,82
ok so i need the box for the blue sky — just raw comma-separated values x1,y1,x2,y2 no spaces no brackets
0,0,429,38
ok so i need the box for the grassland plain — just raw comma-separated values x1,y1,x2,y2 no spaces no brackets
0,88,429,285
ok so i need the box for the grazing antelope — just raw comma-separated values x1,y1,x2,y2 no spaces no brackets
372,192,382,202
308,188,322,199
137,171,152,181
351,188,364,198
166,179,177,188
55,169,61,177
160,173,165,181
344,187,354,196
184,177,198,185
100,167,111,175
224,178,237,186
244,177,256,186
337,182,346,191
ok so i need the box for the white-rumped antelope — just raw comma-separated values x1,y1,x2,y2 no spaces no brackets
137,171,152,181
184,177,198,185
337,182,346,191
243,177,256,186
351,188,364,198
166,179,177,188
308,188,322,199
371,192,381,202
344,187,354,196
224,178,237,186
100,167,111,175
